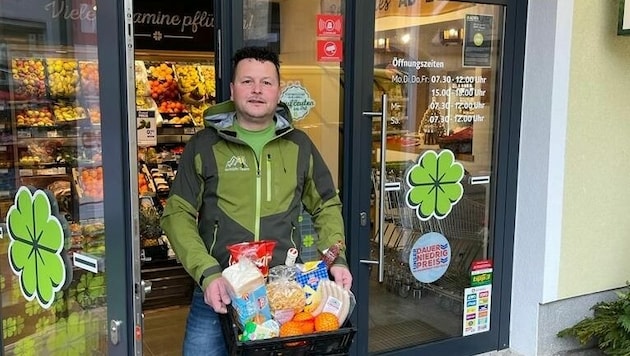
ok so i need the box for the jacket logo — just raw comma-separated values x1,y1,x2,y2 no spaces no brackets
225,155,250,171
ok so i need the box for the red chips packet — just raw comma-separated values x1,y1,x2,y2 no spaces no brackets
227,240,277,277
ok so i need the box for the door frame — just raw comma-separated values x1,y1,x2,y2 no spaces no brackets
343,0,528,354
98,0,137,354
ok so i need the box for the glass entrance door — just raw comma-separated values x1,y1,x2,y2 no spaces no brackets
364,2,505,354
0,1,134,354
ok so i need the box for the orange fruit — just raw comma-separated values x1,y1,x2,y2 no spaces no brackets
279,321,304,337
314,312,339,332
299,320,315,334
293,311,314,322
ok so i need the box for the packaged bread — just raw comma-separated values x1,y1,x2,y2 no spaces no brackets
222,257,272,328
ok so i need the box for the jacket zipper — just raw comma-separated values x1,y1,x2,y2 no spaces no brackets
290,223,297,249
266,154,272,202
255,157,262,241
211,221,219,253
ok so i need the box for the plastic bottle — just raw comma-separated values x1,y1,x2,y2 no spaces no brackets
285,247,298,267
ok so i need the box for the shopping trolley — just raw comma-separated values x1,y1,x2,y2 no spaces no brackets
370,161,486,312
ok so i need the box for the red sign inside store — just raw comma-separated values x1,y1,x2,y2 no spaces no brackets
471,259,493,271
316,14,343,37
317,40,343,62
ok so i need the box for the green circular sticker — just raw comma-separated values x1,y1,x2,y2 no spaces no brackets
473,33,484,46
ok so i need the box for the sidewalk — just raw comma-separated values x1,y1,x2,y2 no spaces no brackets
475,348,604,356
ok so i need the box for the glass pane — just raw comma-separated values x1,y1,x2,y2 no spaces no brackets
0,2,107,354
133,51,215,314
244,0,345,262
370,2,504,353
133,11,216,356
131,1,217,354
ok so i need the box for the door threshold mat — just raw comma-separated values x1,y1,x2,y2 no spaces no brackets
369,319,449,354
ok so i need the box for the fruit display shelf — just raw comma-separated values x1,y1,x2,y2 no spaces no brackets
45,58,80,99
11,100,91,128
78,61,100,98
10,58,47,100
10,57,96,102
139,59,215,128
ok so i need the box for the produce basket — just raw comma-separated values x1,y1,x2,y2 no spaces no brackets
220,308,356,356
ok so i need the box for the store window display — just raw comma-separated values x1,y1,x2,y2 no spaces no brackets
0,2,109,354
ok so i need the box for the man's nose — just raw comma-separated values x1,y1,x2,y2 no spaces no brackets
251,82,262,93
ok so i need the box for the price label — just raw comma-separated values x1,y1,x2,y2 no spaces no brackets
0,146,7,152
137,112,157,147
183,127,196,135
47,130,59,138
17,130,32,138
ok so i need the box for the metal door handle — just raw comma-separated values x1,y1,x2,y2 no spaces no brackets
360,93,388,282
140,279,152,303
110,319,122,345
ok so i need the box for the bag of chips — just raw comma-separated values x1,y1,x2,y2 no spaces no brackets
227,240,277,277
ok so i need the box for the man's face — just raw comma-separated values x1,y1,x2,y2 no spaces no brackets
230,58,280,128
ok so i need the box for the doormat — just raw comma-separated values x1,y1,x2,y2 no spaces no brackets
369,319,449,354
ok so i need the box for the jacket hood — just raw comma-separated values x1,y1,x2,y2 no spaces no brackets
202,100,294,131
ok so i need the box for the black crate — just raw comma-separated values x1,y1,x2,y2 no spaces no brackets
220,310,356,356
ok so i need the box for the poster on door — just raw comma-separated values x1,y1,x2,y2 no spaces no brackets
463,14,493,68
462,284,492,336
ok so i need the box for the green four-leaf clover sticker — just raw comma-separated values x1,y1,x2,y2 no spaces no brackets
302,234,314,248
405,150,464,220
6,186,67,309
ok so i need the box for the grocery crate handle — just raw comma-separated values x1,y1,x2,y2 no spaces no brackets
360,93,387,282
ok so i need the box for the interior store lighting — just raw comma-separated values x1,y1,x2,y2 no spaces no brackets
440,28,464,45
374,37,389,49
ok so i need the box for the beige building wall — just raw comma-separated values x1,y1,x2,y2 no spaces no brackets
558,1,630,298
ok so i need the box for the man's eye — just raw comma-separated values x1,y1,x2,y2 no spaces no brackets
242,79,252,85
263,81,272,86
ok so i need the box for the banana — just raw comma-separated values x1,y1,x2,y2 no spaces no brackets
303,285,322,313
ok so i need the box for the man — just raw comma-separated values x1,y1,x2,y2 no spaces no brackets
161,46,353,355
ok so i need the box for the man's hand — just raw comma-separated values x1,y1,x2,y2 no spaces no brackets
203,277,232,314
329,265,353,290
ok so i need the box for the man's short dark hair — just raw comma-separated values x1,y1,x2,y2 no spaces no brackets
232,46,280,80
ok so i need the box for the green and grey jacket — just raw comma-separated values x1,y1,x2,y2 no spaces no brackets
160,100,347,290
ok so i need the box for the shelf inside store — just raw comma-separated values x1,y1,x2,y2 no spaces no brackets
157,126,204,135
156,126,202,144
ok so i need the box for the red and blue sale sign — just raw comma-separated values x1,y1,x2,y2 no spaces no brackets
409,232,451,283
